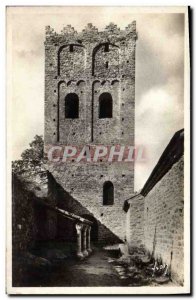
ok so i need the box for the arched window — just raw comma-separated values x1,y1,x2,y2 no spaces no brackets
99,93,113,118
103,181,114,205
104,43,109,52
65,93,79,118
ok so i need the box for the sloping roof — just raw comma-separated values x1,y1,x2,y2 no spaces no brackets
35,197,93,225
123,192,142,212
13,173,92,225
141,129,184,196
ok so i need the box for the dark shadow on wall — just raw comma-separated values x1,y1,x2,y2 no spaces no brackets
48,172,122,245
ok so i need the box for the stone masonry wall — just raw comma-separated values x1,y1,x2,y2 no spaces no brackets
12,174,53,250
59,45,85,78
12,174,36,252
143,156,184,284
125,194,145,249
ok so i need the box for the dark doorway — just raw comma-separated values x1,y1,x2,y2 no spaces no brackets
103,181,114,205
81,214,98,242
99,92,113,118
65,93,79,118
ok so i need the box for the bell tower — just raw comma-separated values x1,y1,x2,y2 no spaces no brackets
44,22,137,241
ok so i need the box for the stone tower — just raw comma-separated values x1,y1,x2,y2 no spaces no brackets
45,22,137,241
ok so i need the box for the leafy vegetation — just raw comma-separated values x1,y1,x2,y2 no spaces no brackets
12,135,44,174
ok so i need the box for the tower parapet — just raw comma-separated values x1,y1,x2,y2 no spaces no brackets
45,22,137,43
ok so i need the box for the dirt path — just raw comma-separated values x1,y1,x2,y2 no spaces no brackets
21,246,175,288
56,248,121,287
29,247,122,287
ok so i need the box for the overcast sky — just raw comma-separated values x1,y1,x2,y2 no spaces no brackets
8,7,185,190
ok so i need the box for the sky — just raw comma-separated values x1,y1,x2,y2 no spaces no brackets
8,7,185,190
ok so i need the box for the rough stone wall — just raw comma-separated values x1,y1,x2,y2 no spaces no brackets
59,80,87,143
12,175,36,252
93,43,119,78
58,45,85,78
44,22,137,241
12,171,56,249
12,175,37,287
143,156,184,284
125,194,145,249
93,80,120,144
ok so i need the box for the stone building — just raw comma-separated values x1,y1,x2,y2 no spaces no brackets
44,22,137,242
123,129,184,284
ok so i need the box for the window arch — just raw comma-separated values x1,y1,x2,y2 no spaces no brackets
99,93,113,118
65,93,79,119
103,181,114,205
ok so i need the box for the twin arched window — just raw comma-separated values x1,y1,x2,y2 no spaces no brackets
64,92,113,119
103,181,114,205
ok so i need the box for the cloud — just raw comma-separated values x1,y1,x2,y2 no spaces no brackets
135,81,184,190
133,13,184,190
11,52,44,159
136,14,184,101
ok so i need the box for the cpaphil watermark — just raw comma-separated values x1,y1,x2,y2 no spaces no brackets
46,145,147,163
